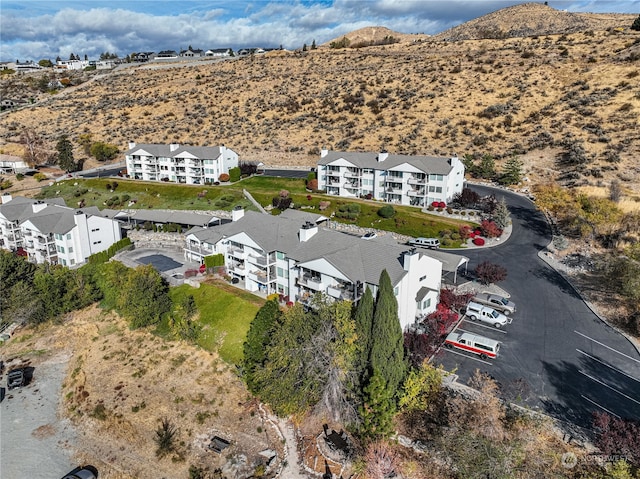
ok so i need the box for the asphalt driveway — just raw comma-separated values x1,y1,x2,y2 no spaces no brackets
437,185,640,429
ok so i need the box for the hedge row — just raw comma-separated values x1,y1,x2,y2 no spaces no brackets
87,237,133,264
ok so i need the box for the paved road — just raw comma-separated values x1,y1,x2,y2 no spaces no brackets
262,168,310,179
437,185,640,429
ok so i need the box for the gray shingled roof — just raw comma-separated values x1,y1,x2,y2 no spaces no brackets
115,210,221,227
318,150,455,175
192,211,420,287
125,143,222,159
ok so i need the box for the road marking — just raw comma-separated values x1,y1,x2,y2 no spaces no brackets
578,370,640,407
574,330,640,364
443,347,493,365
581,395,621,418
462,318,507,334
576,349,640,384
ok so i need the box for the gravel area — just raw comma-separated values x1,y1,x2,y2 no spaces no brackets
1,353,79,478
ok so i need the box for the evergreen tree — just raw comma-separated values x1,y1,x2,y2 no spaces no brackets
311,39,317,50
118,265,171,328
478,154,496,180
353,286,374,383
56,134,76,172
632,14,640,31
302,43,308,52
359,369,396,442
499,155,524,185
370,270,406,396
243,299,280,393
492,197,510,229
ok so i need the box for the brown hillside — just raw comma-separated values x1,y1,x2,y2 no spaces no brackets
434,2,636,41
1,6,639,197
322,26,428,47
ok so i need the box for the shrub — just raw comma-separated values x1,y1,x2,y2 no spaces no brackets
34,172,47,182
155,418,179,458
0,179,13,190
378,205,395,218
218,173,230,182
306,195,312,201
16,173,24,181
318,201,330,211
481,219,502,238
473,237,485,246
459,225,472,240
475,261,507,284
427,205,435,211
307,178,318,190
228,167,241,182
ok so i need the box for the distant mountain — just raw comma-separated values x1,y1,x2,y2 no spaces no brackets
433,2,636,41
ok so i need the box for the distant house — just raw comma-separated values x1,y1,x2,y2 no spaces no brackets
14,60,43,72
205,48,233,57
125,142,239,185
180,47,204,58
317,149,465,208
0,154,28,173
0,98,28,111
156,50,178,59
54,59,89,70
132,52,154,62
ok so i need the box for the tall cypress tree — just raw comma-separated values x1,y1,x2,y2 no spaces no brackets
56,134,76,172
369,270,406,396
353,285,374,383
243,299,280,394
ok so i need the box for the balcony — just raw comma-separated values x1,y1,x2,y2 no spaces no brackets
385,186,403,195
326,170,341,177
408,189,425,197
298,275,324,291
248,270,268,283
408,176,427,185
344,170,361,178
247,254,268,267
326,285,355,301
344,182,360,190
228,262,245,275
228,247,247,260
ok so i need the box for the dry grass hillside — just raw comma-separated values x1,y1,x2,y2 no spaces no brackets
1,3,639,197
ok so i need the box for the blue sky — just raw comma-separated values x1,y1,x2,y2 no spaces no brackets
1,1,638,62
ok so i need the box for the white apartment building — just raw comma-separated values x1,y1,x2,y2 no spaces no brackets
317,149,465,207
125,142,239,185
0,194,122,267
184,208,443,330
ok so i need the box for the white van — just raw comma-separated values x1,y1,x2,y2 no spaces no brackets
408,237,440,249
445,331,500,359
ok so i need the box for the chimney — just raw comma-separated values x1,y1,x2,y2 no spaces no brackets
299,221,318,242
231,206,245,222
32,200,47,213
402,247,419,271
1,193,12,204
169,143,180,152
320,147,328,158
128,141,136,150
378,150,388,162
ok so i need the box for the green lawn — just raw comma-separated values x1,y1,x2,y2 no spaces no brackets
163,281,264,365
37,176,472,245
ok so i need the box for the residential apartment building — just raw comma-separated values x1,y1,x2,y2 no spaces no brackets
184,208,442,330
317,149,465,207
125,142,239,185
0,194,122,267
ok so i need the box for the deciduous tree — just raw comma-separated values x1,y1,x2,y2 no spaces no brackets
118,265,171,328
475,261,507,285
90,141,119,162
20,128,50,166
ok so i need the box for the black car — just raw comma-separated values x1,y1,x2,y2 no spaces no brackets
7,368,25,390
62,465,98,479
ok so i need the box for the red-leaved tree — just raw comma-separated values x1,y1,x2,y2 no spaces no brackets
475,261,507,285
593,412,640,467
481,219,503,238
439,287,474,313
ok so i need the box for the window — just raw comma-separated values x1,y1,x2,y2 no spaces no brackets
276,251,286,260
394,286,399,296
422,298,431,309
66,233,71,239
93,240,102,245
57,245,65,253
277,267,289,279
69,246,73,253
55,233,63,240
429,174,444,181
61,259,67,266
428,186,443,193
70,259,75,266
419,275,426,282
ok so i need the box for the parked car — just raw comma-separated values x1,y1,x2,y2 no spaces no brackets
62,465,98,479
445,331,500,359
465,301,511,328
7,368,25,390
361,232,377,240
408,237,440,249
473,293,516,315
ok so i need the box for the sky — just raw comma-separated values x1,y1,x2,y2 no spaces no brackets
1,0,638,62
